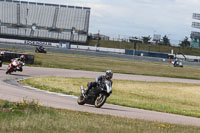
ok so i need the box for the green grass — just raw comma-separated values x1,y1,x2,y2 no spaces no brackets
88,40,200,56
0,99,200,133
2,47,200,80
21,77,200,118
1,39,200,56
25,52,200,80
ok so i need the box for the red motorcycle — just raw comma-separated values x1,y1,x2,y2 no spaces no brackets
6,59,24,74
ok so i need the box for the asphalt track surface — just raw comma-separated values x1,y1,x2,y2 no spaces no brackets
1,65,200,126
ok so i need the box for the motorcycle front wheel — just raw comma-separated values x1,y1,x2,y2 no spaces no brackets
77,95,86,105
6,68,11,74
95,93,107,108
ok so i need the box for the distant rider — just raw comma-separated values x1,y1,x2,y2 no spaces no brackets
85,70,113,95
39,45,44,50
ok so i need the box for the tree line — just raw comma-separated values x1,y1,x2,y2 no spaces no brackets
141,35,190,47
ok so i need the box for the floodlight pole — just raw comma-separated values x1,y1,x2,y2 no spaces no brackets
129,38,140,55
148,45,151,53
71,27,76,44
118,35,121,49
0,20,1,34
97,30,100,47
133,41,137,55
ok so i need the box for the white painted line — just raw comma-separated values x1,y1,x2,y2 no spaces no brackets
23,85,78,99
16,78,78,99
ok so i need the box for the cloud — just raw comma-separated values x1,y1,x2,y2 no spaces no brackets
26,0,199,44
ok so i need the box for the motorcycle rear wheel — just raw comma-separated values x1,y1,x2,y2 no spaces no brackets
95,93,107,108
77,95,86,105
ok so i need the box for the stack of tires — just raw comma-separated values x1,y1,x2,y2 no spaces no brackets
4,52,34,64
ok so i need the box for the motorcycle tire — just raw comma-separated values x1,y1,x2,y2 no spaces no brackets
94,93,107,108
6,68,11,74
77,95,86,105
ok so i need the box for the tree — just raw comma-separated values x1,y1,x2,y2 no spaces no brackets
179,36,190,47
142,36,151,44
162,35,171,46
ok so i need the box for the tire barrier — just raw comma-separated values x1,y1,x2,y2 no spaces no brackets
3,52,34,64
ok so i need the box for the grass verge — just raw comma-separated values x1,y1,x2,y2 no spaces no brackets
20,77,200,118
29,52,200,80
89,40,200,56
0,99,200,132
2,48,200,79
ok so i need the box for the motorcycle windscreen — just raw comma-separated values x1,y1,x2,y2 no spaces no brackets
105,80,112,93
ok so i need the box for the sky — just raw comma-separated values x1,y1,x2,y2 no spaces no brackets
25,0,200,45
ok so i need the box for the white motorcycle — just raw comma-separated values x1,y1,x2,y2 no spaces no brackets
172,59,183,67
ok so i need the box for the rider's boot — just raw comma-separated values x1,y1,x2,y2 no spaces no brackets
17,67,23,72
84,86,92,98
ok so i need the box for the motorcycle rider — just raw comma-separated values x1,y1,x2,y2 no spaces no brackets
174,58,178,66
85,70,113,95
39,45,44,51
37,45,45,52
12,55,25,72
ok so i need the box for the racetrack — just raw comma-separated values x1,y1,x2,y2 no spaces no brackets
1,65,200,126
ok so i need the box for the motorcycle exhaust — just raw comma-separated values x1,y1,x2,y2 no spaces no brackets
80,86,85,94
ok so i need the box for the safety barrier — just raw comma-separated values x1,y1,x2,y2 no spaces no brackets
3,52,34,64
125,50,169,59
71,45,125,54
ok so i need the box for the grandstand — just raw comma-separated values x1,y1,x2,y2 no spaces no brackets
191,13,200,48
0,0,90,43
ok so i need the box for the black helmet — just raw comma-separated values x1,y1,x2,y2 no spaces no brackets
106,70,113,80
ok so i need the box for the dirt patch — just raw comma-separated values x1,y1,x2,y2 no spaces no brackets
0,108,11,112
